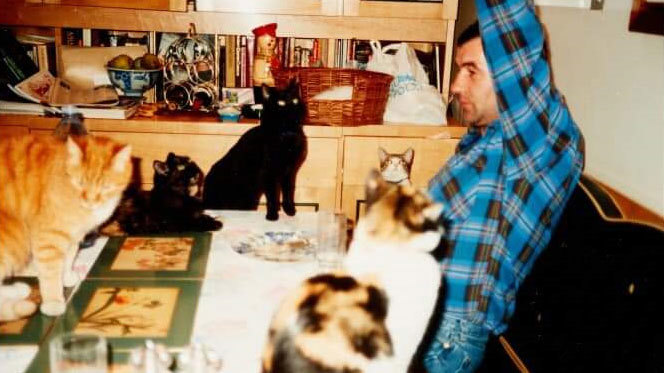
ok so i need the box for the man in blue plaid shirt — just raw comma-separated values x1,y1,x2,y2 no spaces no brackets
424,0,585,371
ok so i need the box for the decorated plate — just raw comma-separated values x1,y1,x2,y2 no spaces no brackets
230,230,315,262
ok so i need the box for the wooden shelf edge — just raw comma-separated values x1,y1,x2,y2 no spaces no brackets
1,3,450,42
0,114,467,138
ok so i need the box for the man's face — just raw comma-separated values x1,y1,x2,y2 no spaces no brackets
450,37,499,127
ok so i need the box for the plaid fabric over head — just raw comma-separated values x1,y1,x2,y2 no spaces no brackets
428,0,584,334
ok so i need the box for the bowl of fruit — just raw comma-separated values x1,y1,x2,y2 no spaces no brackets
106,53,163,97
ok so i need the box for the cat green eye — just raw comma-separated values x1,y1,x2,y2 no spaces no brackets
277,100,286,106
292,98,299,104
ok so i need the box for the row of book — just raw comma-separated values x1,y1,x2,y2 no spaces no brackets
1,26,445,116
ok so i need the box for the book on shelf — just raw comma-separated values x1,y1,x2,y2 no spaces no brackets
0,29,39,86
15,33,57,76
0,98,140,119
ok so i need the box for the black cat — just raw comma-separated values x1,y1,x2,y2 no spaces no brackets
203,80,307,221
105,153,222,234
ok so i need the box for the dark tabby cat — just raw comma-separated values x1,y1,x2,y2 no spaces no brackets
204,80,307,221
103,153,222,234
262,170,444,373
378,147,414,186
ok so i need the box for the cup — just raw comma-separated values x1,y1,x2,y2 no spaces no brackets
316,211,347,270
49,333,108,373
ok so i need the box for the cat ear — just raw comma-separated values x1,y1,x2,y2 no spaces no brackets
112,145,131,172
287,78,299,94
365,169,388,207
404,147,414,165
65,136,83,167
153,160,169,175
378,147,388,164
262,84,271,100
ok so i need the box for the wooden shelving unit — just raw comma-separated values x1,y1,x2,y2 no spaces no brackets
1,0,463,218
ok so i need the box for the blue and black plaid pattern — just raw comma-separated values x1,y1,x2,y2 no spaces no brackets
428,0,584,334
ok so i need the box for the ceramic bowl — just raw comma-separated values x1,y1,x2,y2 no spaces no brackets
106,67,162,97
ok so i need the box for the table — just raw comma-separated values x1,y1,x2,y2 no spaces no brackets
1,210,326,373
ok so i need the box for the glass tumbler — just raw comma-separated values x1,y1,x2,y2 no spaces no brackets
49,333,108,373
316,211,347,271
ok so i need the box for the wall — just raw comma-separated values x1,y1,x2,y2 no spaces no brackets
456,0,664,216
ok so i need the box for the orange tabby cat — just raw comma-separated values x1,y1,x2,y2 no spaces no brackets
0,134,131,317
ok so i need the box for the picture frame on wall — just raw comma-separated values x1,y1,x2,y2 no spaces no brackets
629,0,664,36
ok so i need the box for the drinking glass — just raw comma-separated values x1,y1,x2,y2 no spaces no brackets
49,333,108,373
316,211,347,270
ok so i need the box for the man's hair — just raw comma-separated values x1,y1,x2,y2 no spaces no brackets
457,21,480,46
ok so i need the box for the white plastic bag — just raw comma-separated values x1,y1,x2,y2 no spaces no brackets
366,41,446,125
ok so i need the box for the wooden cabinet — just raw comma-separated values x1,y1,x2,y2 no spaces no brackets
341,135,458,221
0,125,30,137
0,116,464,218
195,0,341,16
343,0,455,20
27,0,188,11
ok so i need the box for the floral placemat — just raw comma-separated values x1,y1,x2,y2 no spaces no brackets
87,233,212,279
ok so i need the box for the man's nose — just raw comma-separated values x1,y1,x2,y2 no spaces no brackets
450,74,463,96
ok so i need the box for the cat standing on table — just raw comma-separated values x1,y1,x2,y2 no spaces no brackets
204,79,307,221
262,171,444,373
0,135,131,318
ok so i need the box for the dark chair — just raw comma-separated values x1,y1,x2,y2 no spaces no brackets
479,175,664,372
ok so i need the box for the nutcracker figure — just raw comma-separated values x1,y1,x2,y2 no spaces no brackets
252,23,279,103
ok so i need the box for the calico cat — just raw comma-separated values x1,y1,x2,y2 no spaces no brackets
0,135,131,317
204,80,307,221
378,147,414,186
262,170,444,373
103,153,222,234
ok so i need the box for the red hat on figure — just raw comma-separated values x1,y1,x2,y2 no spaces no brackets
252,23,277,37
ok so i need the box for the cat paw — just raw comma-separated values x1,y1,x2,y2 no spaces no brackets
0,299,38,321
63,271,80,288
40,301,66,316
283,204,296,216
202,216,223,231
0,282,31,299
266,211,279,221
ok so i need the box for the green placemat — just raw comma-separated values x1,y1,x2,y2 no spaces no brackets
87,232,212,280
25,278,201,373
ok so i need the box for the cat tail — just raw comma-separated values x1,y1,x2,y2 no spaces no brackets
0,283,38,321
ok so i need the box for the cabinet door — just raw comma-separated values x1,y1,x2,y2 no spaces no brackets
341,136,457,222
38,0,187,11
195,0,341,16
0,125,29,137
342,0,455,20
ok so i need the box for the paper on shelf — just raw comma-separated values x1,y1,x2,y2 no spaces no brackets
9,70,119,108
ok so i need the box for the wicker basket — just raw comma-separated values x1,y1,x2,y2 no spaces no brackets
273,68,393,126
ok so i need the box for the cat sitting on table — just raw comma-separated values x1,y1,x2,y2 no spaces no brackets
261,170,444,373
203,79,307,221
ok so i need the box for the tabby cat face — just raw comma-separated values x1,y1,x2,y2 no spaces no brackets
65,136,131,210
153,153,204,198
357,169,443,252
378,147,413,185
262,79,305,128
